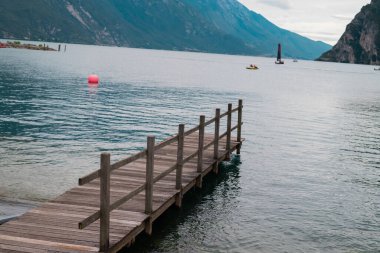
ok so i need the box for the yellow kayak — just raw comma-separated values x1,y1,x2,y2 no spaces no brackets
246,66,259,70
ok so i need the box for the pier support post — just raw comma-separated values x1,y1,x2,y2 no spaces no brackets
226,103,232,160
196,115,205,188
99,153,111,252
213,108,220,174
176,124,184,207
237,99,243,154
145,136,155,235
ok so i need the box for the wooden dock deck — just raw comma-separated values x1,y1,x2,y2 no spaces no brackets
0,100,244,253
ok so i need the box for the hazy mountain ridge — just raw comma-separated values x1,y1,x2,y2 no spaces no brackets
318,0,380,65
0,0,331,59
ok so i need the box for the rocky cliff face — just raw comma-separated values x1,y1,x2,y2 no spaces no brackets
318,0,380,65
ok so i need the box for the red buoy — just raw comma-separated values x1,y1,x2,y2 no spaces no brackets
88,74,99,85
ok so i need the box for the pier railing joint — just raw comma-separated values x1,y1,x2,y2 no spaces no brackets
75,99,244,250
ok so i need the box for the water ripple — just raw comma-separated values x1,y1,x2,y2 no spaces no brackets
1,45,379,252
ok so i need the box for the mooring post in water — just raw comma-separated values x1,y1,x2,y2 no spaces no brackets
237,99,243,154
99,153,111,252
176,124,185,207
58,44,61,52
145,136,155,235
196,115,205,188
213,108,220,174
226,103,232,160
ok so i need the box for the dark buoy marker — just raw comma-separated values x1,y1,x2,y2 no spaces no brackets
88,74,99,86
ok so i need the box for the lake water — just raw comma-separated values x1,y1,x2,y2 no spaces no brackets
0,44,379,252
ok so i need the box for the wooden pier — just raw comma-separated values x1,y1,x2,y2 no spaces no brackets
0,100,244,253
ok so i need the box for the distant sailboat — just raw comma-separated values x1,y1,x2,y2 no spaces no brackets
275,43,284,64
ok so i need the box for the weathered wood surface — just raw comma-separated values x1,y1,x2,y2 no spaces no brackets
0,133,242,253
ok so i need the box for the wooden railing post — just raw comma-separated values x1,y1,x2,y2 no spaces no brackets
237,99,243,154
99,153,111,252
226,103,232,160
213,108,220,174
176,124,184,207
196,115,205,188
145,136,155,235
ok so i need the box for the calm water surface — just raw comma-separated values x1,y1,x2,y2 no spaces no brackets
0,44,379,252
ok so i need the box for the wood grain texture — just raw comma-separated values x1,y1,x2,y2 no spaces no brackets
0,102,244,253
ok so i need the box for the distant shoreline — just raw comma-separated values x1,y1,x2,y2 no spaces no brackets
0,41,56,51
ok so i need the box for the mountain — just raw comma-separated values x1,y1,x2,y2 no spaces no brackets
0,0,331,59
318,0,380,65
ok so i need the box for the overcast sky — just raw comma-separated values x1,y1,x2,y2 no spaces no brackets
238,0,371,45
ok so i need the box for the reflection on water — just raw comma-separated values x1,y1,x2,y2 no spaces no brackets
125,156,242,253
1,45,379,252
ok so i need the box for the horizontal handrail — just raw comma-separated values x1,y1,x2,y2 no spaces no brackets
220,106,239,119
78,101,243,233
79,105,242,186
203,122,242,152
183,149,199,165
79,163,177,229
79,150,146,185
153,164,177,184
231,107,240,114
186,105,241,136
79,136,179,186
220,111,229,119
79,183,146,229
220,123,239,140
184,125,200,137
231,124,239,133
181,122,242,167
79,121,243,229
204,117,216,127
154,135,178,150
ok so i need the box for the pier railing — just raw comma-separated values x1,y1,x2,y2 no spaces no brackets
77,99,243,252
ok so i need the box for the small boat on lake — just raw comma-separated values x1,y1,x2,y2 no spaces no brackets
374,67,380,71
275,43,284,64
246,64,259,70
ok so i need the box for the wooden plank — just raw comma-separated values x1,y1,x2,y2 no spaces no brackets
0,243,46,253
0,229,99,246
0,235,98,252
0,238,93,253
4,221,124,240
0,103,244,253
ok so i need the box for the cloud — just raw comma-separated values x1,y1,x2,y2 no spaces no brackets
332,14,354,21
256,0,291,10
238,0,370,44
